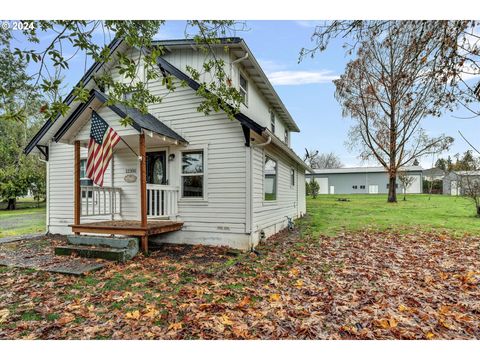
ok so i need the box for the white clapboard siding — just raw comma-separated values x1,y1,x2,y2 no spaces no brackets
142,66,247,234
48,142,114,233
251,144,303,234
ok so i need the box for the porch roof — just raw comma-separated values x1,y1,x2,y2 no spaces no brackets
54,89,187,144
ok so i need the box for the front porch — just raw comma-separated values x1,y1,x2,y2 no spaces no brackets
70,219,184,252
71,132,184,254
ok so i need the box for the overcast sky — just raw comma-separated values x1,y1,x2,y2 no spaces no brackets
15,20,480,168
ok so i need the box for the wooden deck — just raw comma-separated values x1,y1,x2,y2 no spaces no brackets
70,220,184,237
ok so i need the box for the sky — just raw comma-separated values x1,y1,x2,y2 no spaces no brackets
12,20,480,168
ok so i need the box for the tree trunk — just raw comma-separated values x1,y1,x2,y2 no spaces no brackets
388,176,397,203
476,205,480,217
6,198,16,210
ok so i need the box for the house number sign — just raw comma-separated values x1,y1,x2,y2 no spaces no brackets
126,168,136,174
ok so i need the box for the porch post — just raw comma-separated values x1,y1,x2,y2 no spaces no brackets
139,132,148,254
74,140,81,234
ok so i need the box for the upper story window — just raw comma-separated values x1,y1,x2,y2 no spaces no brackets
181,150,204,198
239,73,248,105
270,111,276,134
284,129,289,144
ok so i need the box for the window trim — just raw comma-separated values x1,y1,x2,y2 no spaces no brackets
263,153,278,202
284,129,289,144
179,146,208,202
270,110,276,134
239,71,248,106
79,158,93,198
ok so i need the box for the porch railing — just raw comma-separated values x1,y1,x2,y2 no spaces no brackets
80,186,121,217
146,184,179,218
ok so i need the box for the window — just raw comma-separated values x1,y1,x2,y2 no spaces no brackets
264,156,277,201
284,129,289,144
239,73,248,105
80,159,93,198
270,111,276,134
181,150,204,198
352,185,358,189
360,185,366,189
290,168,295,186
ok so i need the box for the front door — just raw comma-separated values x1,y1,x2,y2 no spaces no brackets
369,184,379,194
146,151,167,185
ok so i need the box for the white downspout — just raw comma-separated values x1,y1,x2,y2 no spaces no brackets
230,52,249,82
252,135,271,148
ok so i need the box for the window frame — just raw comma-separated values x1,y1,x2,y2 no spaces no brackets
79,159,93,198
270,110,276,134
290,168,295,187
264,154,278,202
180,147,207,201
239,71,248,106
284,129,289,144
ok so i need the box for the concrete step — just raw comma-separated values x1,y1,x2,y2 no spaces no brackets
55,244,137,262
67,235,139,250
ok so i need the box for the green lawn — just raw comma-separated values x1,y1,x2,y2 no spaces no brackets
0,199,46,238
302,194,480,236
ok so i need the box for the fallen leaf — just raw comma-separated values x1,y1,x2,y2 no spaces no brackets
289,268,299,277
168,322,183,331
294,280,304,288
126,310,141,320
237,296,251,307
144,306,160,319
57,313,75,325
220,314,233,326
0,309,10,324
426,332,435,339
269,293,281,302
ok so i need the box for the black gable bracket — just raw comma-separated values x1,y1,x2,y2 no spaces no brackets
36,145,49,161
242,124,250,147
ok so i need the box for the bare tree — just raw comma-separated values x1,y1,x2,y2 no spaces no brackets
301,20,480,117
304,149,343,169
398,171,415,201
333,22,453,202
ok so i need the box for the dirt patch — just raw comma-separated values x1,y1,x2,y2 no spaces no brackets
0,237,105,275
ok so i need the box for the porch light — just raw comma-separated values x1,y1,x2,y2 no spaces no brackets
168,154,175,161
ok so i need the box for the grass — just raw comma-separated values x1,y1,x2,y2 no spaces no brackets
0,198,46,238
302,194,480,237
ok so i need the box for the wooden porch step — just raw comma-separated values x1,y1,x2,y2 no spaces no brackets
55,244,138,262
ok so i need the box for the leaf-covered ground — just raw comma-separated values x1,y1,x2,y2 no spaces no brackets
0,223,479,339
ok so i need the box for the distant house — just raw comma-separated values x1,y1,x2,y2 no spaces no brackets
305,166,423,195
442,171,480,196
423,167,446,181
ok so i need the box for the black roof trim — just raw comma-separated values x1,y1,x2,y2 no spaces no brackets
157,56,266,135
152,37,242,48
24,38,124,155
53,89,187,144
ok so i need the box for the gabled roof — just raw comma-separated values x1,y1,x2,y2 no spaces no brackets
153,37,300,132
452,170,480,176
308,166,424,175
54,89,187,143
24,37,125,155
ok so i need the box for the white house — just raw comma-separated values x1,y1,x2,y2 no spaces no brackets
25,37,309,253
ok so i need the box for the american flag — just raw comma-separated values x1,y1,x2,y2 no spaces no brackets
86,111,121,186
